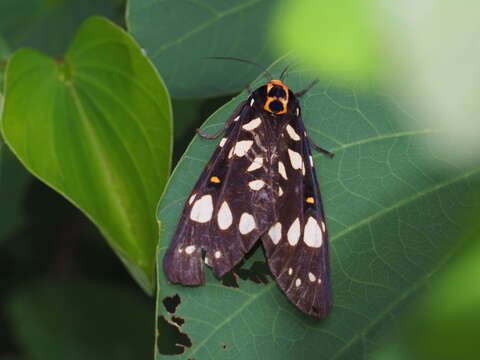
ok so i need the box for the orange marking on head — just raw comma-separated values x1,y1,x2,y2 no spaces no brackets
264,79,289,114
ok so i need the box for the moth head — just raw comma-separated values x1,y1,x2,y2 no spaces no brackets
264,80,289,115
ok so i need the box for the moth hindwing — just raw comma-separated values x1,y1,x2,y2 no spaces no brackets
163,79,332,318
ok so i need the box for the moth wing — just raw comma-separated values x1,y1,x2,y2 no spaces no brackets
261,115,332,318
164,98,275,285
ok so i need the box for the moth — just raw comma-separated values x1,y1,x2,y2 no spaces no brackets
164,68,333,318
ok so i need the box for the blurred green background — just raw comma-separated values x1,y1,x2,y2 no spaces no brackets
1,1,479,359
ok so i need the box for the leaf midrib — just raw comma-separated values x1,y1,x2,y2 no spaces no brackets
67,83,135,247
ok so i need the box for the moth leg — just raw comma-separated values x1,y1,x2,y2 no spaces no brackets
295,79,319,97
308,136,334,158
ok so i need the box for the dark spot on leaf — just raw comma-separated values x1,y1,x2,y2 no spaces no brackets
157,316,192,355
245,242,261,259
221,270,240,287
221,261,271,288
236,261,271,284
162,293,180,313
171,315,185,326
221,344,227,349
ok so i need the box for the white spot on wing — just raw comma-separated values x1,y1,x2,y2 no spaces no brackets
288,149,303,171
239,212,256,234
250,98,254,106
188,193,196,205
279,187,284,196
321,220,326,232
318,277,322,284
214,250,222,259
217,201,233,230
287,218,301,246
190,195,213,223
296,108,299,116
288,267,293,275
248,179,265,191
234,115,240,122
278,161,288,180
286,124,300,141
308,272,316,282
247,156,263,172
233,140,253,157
268,222,282,244
185,245,196,254
303,216,323,248
178,248,183,254
219,137,227,147
295,278,301,287
242,117,261,131
309,155,314,167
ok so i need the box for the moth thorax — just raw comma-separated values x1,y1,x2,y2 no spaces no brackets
264,80,289,115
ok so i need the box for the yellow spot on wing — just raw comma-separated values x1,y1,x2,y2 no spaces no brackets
210,176,221,183
306,197,314,204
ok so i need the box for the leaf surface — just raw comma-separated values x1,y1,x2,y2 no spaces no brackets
1,17,172,293
127,0,279,97
155,59,479,358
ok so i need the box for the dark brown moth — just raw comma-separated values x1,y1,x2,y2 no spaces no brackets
163,77,333,318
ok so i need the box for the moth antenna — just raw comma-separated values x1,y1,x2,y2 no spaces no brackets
205,56,273,81
295,79,319,97
279,64,291,81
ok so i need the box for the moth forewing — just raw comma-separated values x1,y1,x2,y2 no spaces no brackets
164,78,332,318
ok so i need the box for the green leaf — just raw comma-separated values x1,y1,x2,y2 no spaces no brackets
0,0,120,56
1,17,172,294
271,0,381,84
385,193,480,360
171,95,232,164
127,0,279,98
6,280,154,360
155,59,479,358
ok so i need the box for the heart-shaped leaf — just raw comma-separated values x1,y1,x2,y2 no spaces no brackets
155,59,479,358
127,0,280,98
1,17,172,294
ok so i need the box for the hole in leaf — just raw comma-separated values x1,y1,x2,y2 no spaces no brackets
162,293,180,313
171,315,185,326
157,316,192,355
